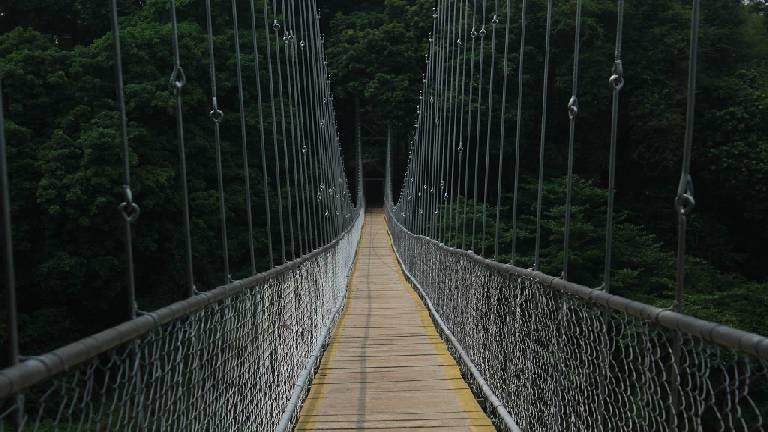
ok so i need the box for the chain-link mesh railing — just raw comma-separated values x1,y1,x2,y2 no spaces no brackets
0,210,361,432
387,209,768,432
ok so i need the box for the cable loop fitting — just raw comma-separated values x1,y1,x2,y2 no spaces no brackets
609,60,624,90
567,96,579,119
169,66,186,89
675,175,696,216
209,97,224,123
119,185,141,223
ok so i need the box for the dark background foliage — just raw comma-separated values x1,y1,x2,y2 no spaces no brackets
322,0,768,335
0,0,767,360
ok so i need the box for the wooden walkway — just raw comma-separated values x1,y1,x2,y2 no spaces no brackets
296,209,493,431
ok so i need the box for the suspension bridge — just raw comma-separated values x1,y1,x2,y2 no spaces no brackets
1,0,767,430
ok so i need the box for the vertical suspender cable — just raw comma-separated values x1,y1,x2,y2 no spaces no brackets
427,6,440,239
110,2,145,426
418,37,429,233
204,0,231,283
425,9,435,236
442,0,458,243
292,25,315,252
110,0,139,319
674,0,700,313
355,97,363,207
248,0,275,268
602,0,625,293
494,0,511,260
454,0,469,248
471,0,486,252
435,2,456,243
450,1,464,245
284,0,307,255
0,79,23,430
286,1,305,255
462,0,478,249
533,0,553,270
308,14,333,243
278,1,302,259
447,0,464,246
290,4,315,250
274,0,296,260
169,0,195,295
562,0,583,281
481,0,499,257
264,0,287,263
420,24,435,236
304,20,328,245
231,0,257,274
510,0,526,265
356,97,364,207
668,9,701,425
436,0,452,241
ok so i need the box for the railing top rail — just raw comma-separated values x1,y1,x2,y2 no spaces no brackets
386,209,768,360
0,206,363,401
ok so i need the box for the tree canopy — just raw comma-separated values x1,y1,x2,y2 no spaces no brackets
0,0,767,357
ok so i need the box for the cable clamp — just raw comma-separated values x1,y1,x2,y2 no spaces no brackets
119,185,141,223
567,96,579,119
608,60,624,90
209,97,224,123
169,66,186,89
674,175,696,216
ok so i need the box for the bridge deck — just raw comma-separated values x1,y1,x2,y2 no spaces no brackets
296,209,493,431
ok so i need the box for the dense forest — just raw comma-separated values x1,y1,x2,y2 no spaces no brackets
323,0,768,335
0,0,767,361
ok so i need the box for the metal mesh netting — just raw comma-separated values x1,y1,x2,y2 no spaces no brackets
0,211,362,431
387,211,768,432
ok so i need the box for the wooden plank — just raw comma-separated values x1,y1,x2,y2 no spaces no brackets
296,209,494,431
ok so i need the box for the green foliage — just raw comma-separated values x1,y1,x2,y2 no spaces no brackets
325,0,431,126
1,0,768,357
439,176,768,335
0,2,302,354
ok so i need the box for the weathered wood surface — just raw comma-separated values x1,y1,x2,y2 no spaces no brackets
296,208,494,431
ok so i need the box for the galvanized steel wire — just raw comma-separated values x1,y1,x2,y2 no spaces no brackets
0,79,23,430
0,0,360,429
0,214,361,431
110,0,139,321
388,0,768,430
386,207,768,431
